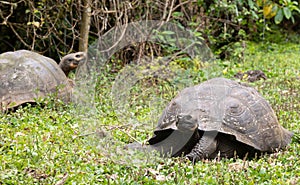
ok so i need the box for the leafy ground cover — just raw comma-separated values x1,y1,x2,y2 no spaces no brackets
0,39,299,184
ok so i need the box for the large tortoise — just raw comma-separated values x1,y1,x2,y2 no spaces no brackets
0,50,86,110
146,77,293,162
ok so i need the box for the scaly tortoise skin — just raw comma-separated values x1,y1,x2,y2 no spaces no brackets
148,77,293,162
0,50,86,110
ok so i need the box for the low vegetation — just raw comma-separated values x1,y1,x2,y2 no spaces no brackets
1,38,299,184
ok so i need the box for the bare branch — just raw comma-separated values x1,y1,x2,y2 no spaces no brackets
7,22,31,49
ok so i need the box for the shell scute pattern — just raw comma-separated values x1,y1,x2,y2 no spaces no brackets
149,77,293,158
0,50,85,110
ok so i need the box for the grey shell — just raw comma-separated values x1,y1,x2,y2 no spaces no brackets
0,50,72,110
154,77,293,152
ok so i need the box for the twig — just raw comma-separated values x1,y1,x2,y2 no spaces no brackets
100,3,128,53
172,0,196,12
55,173,68,185
202,15,241,28
165,0,175,22
7,22,31,49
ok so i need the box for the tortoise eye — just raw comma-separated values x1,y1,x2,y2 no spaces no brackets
184,115,192,120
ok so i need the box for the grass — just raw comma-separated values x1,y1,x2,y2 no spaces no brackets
1,39,300,184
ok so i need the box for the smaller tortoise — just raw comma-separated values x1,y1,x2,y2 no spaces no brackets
0,50,86,110
146,77,293,162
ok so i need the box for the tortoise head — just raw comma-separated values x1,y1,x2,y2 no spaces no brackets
59,52,86,76
176,113,198,132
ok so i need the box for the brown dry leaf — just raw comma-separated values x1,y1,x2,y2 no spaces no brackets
228,161,249,172
145,168,167,181
55,173,68,185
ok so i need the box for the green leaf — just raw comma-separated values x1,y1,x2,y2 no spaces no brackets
161,31,175,35
275,9,283,24
283,7,292,19
291,5,300,13
256,0,263,7
291,15,295,23
172,11,183,18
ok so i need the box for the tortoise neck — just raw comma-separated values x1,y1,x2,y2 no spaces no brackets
59,62,70,76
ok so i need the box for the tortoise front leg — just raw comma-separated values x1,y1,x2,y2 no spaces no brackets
186,132,218,162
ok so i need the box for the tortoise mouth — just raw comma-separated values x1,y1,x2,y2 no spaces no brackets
70,62,79,69
76,58,86,66
176,114,198,132
71,58,86,67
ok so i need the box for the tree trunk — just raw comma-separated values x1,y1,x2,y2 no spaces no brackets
79,0,91,53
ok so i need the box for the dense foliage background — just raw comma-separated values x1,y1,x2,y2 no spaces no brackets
1,0,300,59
